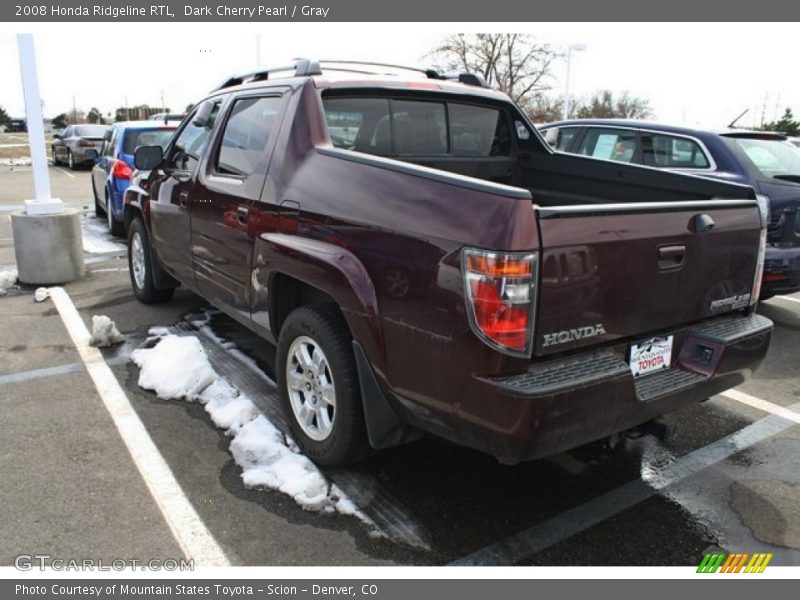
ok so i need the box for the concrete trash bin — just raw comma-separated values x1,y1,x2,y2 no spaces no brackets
11,208,85,284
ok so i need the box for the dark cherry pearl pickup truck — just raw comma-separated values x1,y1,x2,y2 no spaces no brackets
123,60,773,466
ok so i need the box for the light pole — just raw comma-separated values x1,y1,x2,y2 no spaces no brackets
562,43,586,121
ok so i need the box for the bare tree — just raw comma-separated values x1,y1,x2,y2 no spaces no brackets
429,34,557,110
574,90,652,120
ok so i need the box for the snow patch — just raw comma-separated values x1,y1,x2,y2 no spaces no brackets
0,158,32,167
88,315,124,347
132,332,374,525
82,213,125,254
34,287,50,302
0,269,18,296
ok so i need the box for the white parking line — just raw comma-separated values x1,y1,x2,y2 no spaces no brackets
774,295,800,305
54,167,75,179
48,287,230,567
451,393,800,565
721,389,800,425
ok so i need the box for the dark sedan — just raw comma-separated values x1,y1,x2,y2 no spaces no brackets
539,119,800,298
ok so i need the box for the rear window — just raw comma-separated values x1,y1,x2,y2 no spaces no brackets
74,125,108,138
122,128,175,155
732,138,800,178
322,96,511,157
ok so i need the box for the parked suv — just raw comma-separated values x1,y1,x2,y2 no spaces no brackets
125,61,772,467
540,120,800,298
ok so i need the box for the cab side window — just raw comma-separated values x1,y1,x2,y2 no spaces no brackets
167,102,221,172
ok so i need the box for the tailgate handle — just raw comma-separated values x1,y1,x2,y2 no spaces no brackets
658,245,685,270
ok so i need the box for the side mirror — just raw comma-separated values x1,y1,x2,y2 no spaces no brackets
53,133,62,140
191,101,213,128
84,149,99,160
134,145,163,170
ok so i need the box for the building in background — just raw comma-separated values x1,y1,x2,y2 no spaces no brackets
114,105,170,122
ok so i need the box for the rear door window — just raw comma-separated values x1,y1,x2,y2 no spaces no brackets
641,133,710,169
577,128,639,163
215,96,282,176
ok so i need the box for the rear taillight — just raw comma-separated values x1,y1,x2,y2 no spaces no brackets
462,248,538,356
113,159,133,180
751,195,770,306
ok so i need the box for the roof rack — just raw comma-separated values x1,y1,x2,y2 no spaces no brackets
213,58,322,90
319,60,490,88
213,58,490,91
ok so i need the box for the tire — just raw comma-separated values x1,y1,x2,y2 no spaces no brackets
93,183,104,217
276,305,370,466
67,149,76,170
52,146,59,166
106,190,125,236
127,217,174,304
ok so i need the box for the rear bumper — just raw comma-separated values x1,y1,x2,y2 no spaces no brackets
762,245,800,296
405,312,773,464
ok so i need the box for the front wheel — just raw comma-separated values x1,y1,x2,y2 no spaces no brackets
67,149,76,170
276,305,370,466
127,217,174,304
52,146,59,166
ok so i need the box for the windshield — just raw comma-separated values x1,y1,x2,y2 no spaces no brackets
123,128,175,155
732,137,800,179
74,125,108,138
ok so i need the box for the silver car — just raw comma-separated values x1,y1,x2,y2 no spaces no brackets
51,124,109,170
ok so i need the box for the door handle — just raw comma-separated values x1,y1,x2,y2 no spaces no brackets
237,205,249,225
657,245,685,270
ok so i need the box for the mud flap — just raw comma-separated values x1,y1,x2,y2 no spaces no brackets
352,340,419,449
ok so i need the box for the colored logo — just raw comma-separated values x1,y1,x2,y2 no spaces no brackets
697,552,773,573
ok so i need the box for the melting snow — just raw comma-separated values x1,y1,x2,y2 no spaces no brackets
0,268,18,296
82,214,125,254
88,315,125,347
131,331,375,525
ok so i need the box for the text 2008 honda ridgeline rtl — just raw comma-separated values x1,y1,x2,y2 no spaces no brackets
124,60,773,466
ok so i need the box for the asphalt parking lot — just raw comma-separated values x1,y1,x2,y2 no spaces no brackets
1,164,799,567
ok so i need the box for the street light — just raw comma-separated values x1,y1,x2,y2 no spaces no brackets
562,43,587,121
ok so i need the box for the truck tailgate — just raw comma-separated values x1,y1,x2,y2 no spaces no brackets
535,199,762,357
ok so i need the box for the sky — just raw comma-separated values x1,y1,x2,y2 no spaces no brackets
0,22,797,129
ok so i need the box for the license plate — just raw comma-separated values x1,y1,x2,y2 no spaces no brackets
629,335,673,377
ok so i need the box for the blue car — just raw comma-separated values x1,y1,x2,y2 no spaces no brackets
539,119,800,299
89,121,177,235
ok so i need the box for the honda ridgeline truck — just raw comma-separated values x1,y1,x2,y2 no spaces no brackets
125,60,773,466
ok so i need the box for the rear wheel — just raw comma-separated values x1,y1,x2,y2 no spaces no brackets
106,191,125,236
127,217,174,304
276,305,370,467
93,183,104,217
